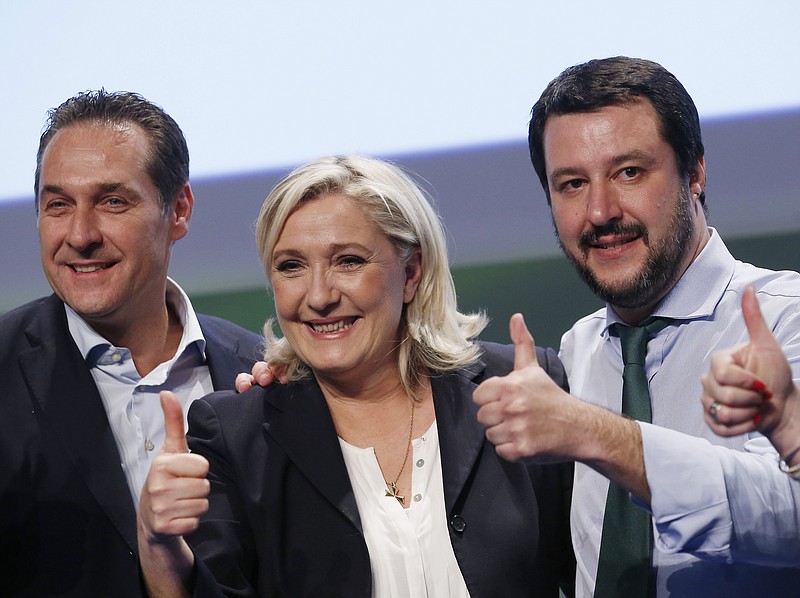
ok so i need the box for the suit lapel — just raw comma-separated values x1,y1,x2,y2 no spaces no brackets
18,296,138,552
431,361,488,513
199,315,256,390
261,382,363,532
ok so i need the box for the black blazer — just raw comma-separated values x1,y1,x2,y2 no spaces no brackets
0,294,262,597
188,342,575,598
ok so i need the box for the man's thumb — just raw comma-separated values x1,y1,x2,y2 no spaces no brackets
160,390,189,454
510,313,539,371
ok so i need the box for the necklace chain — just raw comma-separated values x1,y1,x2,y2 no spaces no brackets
381,399,415,505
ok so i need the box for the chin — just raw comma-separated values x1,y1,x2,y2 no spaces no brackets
67,298,119,320
303,354,354,373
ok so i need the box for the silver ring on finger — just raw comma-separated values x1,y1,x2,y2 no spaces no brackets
709,401,722,422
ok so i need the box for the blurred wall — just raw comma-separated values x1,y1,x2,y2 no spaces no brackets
3,109,799,351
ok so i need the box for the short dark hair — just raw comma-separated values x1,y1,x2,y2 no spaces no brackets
528,56,705,205
35,89,189,214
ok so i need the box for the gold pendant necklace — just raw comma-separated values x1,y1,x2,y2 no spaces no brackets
379,400,415,506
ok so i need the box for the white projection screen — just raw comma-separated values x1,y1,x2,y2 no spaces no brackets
2,1,799,312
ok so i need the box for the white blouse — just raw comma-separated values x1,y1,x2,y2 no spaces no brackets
338,420,471,598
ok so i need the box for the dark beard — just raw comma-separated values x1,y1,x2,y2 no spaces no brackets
556,185,695,310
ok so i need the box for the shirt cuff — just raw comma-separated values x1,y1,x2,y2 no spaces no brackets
637,422,734,562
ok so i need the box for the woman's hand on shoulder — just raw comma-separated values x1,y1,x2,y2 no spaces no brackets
235,361,289,393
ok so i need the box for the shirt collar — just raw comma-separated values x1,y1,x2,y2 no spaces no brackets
602,228,735,333
65,277,207,364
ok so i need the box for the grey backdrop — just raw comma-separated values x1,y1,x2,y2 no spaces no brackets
3,109,799,316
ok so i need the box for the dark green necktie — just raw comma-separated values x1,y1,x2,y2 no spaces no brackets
594,317,672,598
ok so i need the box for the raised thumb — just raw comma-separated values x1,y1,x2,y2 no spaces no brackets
510,313,539,371
742,285,776,351
160,390,189,454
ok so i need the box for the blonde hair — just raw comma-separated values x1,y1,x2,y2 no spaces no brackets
255,155,487,397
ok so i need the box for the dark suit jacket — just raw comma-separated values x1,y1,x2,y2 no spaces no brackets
0,294,262,597
188,342,575,598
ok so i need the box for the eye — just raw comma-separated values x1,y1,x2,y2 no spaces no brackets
558,178,585,193
338,255,367,270
274,259,304,275
619,167,641,180
45,198,68,210
40,197,72,215
104,196,128,208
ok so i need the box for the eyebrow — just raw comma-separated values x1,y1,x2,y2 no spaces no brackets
40,182,134,198
272,242,373,258
610,150,656,168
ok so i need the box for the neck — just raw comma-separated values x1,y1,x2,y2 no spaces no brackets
315,360,410,405
90,302,184,377
322,374,430,449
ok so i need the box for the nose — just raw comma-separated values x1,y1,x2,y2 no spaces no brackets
66,206,103,251
586,182,623,227
305,267,341,312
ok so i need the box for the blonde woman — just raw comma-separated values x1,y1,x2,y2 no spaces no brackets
138,156,574,597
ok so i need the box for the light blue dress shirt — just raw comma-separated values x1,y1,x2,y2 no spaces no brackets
560,229,800,597
66,279,213,507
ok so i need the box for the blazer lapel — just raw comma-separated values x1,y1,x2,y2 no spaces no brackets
261,381,363,532
431,361,488,514
255,359,490,531
18,296,138,552
199,315,259,390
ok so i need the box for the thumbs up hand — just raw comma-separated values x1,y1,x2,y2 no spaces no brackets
138,391,210,543
474,314,579,463
702,286,800,447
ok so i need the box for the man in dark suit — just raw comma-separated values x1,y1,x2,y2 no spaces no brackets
0,90,262,597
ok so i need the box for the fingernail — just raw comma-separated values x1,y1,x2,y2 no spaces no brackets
753,414,763,425
751,380,773,399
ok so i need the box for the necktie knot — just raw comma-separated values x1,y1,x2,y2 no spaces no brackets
615,317,673,368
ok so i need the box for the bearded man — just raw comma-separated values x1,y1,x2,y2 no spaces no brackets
474,56,800,598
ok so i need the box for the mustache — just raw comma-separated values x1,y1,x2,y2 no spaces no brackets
578,222,648,250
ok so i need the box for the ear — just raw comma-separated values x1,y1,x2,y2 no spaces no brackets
403,247,423,304
170,183,194,242
689,157,706,200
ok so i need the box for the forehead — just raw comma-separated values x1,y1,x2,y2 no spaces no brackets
542,100,665,171
275,193,387,248
40,122,151,180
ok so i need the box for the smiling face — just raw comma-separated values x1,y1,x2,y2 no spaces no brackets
544,100,708,323
270,193,422,388
37,122,191,338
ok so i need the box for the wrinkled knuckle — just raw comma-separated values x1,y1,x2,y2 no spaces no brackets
149,479,171,498
505,397,529,417
150,501,170,519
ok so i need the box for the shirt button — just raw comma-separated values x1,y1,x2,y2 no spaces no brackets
111,352,122,362
144,439,155,451
413,494,422,502
416,459,425,468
